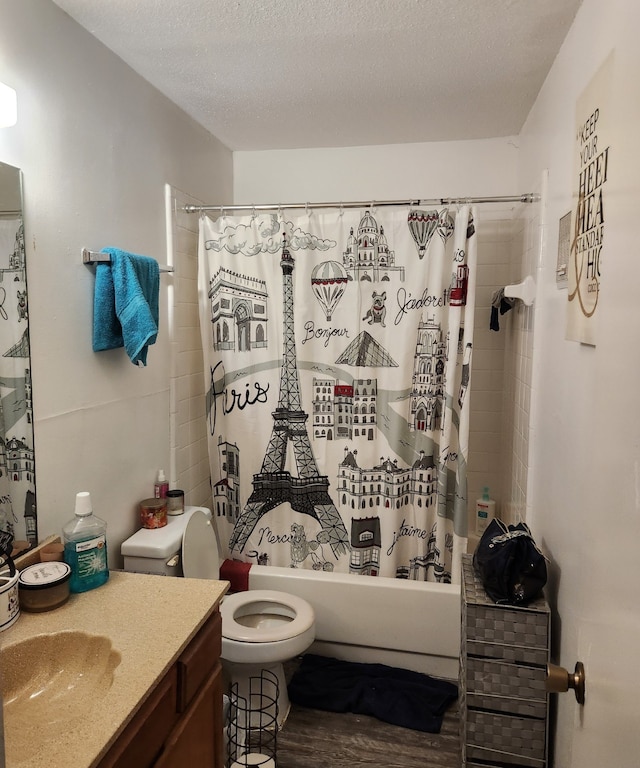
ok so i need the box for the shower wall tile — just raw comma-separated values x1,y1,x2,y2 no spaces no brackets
497,187,543,527
469,390,503,413
165,194,532,543
468,217,516,538
468,200,541,543
167,185,212,510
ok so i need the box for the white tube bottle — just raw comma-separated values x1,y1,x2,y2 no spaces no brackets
475,487,496,535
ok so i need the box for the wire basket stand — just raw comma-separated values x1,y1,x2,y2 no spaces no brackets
227,668,279,768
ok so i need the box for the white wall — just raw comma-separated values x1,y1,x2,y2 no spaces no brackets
234,139,519,204
519,0,640,765
0,0,233,563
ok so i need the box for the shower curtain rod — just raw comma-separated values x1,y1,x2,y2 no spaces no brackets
183,193,539,214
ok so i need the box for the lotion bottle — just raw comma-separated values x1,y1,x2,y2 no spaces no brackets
63,492,109,593
154,469,169,498
475,486,496,535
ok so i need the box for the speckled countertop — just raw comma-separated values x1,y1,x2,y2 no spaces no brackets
0,570,229,768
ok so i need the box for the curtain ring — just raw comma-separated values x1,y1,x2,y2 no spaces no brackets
251,204,257,219
339,202,344,217
278,204,283,219
305,202,310,216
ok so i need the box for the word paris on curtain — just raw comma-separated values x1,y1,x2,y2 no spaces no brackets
198,204,477,584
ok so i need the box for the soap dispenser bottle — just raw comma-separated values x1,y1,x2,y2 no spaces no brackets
475,486,496,535
63,491,109,593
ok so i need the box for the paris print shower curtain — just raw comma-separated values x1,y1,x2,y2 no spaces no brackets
198,205,477,584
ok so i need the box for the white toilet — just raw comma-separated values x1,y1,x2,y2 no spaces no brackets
121,506,315,725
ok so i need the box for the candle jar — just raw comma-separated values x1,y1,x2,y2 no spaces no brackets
166,489,185,516
139,498,167,529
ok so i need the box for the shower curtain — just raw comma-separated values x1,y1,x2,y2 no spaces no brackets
198,205,477,584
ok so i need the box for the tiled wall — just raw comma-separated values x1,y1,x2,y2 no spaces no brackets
166,185,212,510
497,180,544,526
467,197,541,542
499,217,533,524
165,191,539,539
505,189,545,522
467,213,515,538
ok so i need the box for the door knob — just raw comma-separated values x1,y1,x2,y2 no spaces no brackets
546,662,585,704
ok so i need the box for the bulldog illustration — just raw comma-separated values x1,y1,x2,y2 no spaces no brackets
362,291,387,327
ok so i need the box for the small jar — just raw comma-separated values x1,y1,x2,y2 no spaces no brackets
139,498,167,529
19,561,71,612
166,489,185,516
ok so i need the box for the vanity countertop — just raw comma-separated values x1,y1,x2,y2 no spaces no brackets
0,570,229,768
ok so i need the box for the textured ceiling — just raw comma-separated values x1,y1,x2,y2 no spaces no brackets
51,0,583,151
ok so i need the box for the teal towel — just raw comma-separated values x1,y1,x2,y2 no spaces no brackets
92,248,160,366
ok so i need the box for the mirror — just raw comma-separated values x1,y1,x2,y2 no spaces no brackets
0,161,36,555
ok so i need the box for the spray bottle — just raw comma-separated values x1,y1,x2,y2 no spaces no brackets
154,469,169,498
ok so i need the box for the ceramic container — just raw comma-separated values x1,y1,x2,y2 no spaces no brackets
0,567,20,630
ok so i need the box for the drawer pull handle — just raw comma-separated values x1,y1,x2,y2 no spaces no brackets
546,662,585,704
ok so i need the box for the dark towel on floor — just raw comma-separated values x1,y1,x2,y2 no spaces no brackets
287,654,457,733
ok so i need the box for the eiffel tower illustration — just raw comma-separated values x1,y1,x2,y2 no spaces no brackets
229,235,349,557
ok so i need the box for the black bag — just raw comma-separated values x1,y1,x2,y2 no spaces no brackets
473,519,547,605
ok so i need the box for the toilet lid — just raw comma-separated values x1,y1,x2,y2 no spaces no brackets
182,510,220,579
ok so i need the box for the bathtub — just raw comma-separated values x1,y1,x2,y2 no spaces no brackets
245,564,461,680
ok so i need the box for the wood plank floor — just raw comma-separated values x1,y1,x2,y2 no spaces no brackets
276,701,460,768
275,657,460,768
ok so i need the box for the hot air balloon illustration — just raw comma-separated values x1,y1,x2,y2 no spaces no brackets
437,208,455,242
408,209,439,259
311,260,348,321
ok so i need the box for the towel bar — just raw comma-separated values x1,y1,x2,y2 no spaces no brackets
82,248,174,273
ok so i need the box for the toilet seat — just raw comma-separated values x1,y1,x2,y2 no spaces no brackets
182,509,220,579
221,590,314,643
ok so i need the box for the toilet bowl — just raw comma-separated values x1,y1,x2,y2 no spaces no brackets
121,506,315,726
222,591,315,661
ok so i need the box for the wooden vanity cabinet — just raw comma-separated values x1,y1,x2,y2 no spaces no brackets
97,608,223,768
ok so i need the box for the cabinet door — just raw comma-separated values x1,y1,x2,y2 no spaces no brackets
154,663,224,768
177,610,222,712
97,666,179,768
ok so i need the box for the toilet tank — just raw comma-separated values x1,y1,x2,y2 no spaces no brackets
121,506,212,576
